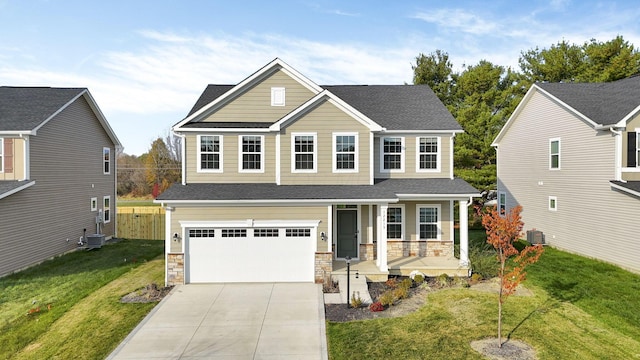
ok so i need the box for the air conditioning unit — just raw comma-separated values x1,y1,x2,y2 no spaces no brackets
86,234,105,249
526,230,545,245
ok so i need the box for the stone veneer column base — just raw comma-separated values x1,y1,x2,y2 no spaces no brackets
167,253,185,286
315,252,333,284
359,243,376,260
387,241,454,257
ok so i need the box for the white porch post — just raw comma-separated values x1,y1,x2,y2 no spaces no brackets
327,205,333,252
376,203,389,272
164,206,174,286
458,200,469,267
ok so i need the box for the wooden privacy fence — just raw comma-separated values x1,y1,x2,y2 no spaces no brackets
117,207,165,240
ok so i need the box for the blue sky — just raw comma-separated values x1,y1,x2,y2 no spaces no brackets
1,0,639,155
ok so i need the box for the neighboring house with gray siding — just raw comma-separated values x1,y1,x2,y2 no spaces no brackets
155,58,479,285
0,87,121,277
493,76,640,273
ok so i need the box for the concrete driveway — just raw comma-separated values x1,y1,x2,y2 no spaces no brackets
108,283,328,359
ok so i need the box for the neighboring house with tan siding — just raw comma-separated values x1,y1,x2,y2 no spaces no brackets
0,87,120,277
493,76,640,273
156,58,479,285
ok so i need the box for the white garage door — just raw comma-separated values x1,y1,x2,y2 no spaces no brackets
186,226,315,283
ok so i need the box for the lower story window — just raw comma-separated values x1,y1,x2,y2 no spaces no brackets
103,196,111,223
387,207,403,239
549,196,558,211
417,205,440,240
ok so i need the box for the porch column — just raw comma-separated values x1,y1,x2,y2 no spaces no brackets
458,200,469,267
164,206,174,286
376,203,389,272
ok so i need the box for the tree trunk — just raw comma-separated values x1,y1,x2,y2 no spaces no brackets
498,296,503,348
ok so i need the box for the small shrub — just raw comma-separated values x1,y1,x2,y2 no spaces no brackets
379,290,396,306
400,278,413,290
470,273,483,285
385,278,398,289
469,243,499,278
436,273,450,287
394,285,409,300
453,276,470,288
413,274,425,284
369,301,384,312
350,291,363,308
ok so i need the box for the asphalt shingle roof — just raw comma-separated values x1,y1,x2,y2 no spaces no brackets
0,87,85,131
611,180,640,197
0,180,33,199
537,75,640,126
156,178,479,202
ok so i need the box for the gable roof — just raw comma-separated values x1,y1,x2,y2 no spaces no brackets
0,87,121,146
0,180,35,200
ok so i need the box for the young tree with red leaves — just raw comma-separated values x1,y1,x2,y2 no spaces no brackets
482,205,544,347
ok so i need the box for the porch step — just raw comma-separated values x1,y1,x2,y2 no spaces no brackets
325,274,372,305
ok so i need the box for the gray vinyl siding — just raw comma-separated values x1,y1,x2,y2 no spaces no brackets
497,90,640,273
0,96,117,277
280,100,371,185
374,135,453,179
201,69,315,123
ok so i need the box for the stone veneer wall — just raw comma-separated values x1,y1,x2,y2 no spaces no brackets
359,243,376,260
387,241,453,257
315,252,333,283
167,253,185,286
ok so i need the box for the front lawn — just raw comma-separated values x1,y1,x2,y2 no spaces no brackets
327,241,640,359
0,240,164,359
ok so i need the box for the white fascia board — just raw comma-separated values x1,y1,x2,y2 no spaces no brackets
382,129,464,134
0,180,36,200
0,131,35,136
610,182,640,198
174,58,323,130
156,198,399,206
396,193,481,201
81,90,122,146
175,127,272,133
615,104,640,128
179,219,321,228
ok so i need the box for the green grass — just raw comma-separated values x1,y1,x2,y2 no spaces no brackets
0,240,164,359
328,238,640,359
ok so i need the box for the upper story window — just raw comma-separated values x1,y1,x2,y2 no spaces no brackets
292,133,317,172
0,138,4,172
381,137,404,172
549,138,560,170
103,147,111,174
333,133,358,172
271,87,285,106
387,206,404,240
239,135,264,172
417,137,440,172
198,135,222,172
417,204,440,240
627,130,639,167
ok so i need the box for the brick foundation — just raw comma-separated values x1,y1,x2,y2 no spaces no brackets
315,252,333,284
387,240,453,257
167,253,185,286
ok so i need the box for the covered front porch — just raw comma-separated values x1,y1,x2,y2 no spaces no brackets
331,256,469,282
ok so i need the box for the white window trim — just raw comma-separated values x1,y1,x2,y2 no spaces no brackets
197,134,223,173
103,147,110,175
386,204,405,240
332,132,359,173
416,204,441,240
380,136,405,173
549,138,561,170
416,136,441,172
291,132,317,173
103,196,111,223
271,87,285,106
549,196,558,211
498,191,506,215
636,129,640,168
90,197,98,212
238,135,265,173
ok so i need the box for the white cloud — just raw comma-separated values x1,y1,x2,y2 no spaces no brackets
413,9,500,35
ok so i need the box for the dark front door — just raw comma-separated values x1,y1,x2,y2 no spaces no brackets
337,209,358,258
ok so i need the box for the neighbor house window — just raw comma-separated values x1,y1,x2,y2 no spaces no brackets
198,135,222,172
333,133,358,172
271,87,285,106
549,196,558,211
103,196,111,223
549,138,560,170
417,205,440,240
417,137,440,171
387,206,404,239
292,133,316,172
381,137,404,172
103,147,111,174
90,197,97,212
498,192,506,215
239,135,264,172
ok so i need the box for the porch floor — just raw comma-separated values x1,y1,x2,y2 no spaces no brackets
332,256,469,282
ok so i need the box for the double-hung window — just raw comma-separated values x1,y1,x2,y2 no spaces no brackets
103,196,111,223
381,137,404,172
386,206,404,239
498,192,506,215
417,205,440,240
198,135,222,172
239,135,264,172
103,147,110,174
292,133,316,172
333,133,358,172
417,136,440,171
549,138,560,170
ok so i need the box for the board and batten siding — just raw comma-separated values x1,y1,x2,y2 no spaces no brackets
374,135,453,179
169,206,329,254
497,89,640,273
280,100,371,185
0,96,117,277
201,69,315,124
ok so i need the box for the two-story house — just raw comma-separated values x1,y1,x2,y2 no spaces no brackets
493,76,640,273
156,59,479,285
0,87,121,277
